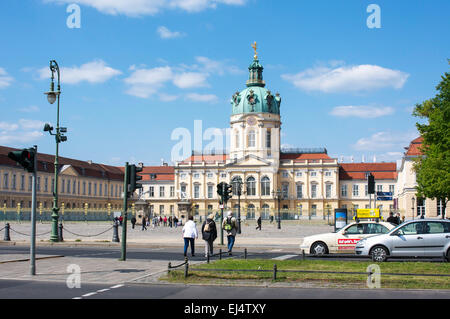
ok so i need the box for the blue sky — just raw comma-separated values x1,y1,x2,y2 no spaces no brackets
0,0,449,166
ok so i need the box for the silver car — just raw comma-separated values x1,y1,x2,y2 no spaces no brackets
355,219,450,262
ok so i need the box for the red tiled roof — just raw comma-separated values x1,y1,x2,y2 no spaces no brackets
140,166,175,181
0,145,123,181
280,153,331,160
405,136,424,156
339,162,397,180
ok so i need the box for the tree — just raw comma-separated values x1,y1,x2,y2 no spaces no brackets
413,60,450,219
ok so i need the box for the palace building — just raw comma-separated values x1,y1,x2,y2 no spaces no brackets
136,47,398,220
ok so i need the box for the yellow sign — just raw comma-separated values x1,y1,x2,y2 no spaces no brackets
356,208,381,219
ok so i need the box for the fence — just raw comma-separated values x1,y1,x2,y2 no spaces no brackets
0,209,117,222
167,249,450,281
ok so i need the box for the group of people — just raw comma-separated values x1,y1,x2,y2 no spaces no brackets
386,212,405,225
130,215,181,230
182,211,238,257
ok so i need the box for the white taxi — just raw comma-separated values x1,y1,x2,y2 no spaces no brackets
300,221,396,256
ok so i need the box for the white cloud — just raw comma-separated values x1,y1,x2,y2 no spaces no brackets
353,131,418,151
124,66,173,98
159,93,179,102
44,0,246,17
0,68,13,88
173,72,209,89
0,119,45,145
38,60,121,84
282,62,409,93
185,93,218,103
330,105,394,118
157,26,185,39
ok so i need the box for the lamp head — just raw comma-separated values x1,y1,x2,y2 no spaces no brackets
43,123,53,132
45,91,57,104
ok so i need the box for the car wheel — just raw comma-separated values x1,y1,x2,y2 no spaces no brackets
370,246,388,262
310,242,328,256
446,249,450,262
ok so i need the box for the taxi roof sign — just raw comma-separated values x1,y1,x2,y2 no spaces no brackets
356,208,381,219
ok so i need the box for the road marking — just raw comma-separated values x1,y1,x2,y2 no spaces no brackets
268,249,282,252
272,254,298,261
97,289,110,293
82,292,97,297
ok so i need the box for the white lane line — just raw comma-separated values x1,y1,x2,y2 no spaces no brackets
97,289,110,293
82,292,97,297
272,254,298,261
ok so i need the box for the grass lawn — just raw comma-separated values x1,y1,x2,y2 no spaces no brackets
163,259,450,290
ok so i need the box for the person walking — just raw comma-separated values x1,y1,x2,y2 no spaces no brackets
201,213,217,257
182,215,198,257
141,216,147,231
222,211,237,255
131,215,137,229
256,216,262,230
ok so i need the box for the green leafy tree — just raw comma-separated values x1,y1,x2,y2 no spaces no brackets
413,61,450,219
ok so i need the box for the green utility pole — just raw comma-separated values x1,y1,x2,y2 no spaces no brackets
120,162,129,261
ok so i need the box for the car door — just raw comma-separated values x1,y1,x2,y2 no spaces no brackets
336,224,365,253
390,221,425,257
422,221,450,257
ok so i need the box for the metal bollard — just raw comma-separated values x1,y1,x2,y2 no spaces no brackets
273,264,277,281
184,257,189,278
112,221,120,242
58,223,64,242
219,249,222,260
302,249,305,260
168,262,172,275
244,248,247,259
4,223,10,241
207,253,210,264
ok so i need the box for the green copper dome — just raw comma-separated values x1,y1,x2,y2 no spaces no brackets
230,57,281,115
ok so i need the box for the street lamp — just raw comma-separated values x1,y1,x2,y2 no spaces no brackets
43,60,67,242
232,177,243,234
272,188,282,229
411,196,415,220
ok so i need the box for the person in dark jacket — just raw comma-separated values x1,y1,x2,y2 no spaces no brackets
201,213,218,257
256,216,262,230
131,216,137,229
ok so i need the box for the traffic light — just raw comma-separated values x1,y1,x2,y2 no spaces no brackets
368,173,375,194
128,164,143,197
217,182,225,205
224,183,233,202
8,148,36,173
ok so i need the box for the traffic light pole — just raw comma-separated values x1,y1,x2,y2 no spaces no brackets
30,145,37,275
120,162,129,261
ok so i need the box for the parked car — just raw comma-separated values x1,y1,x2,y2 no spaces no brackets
300,221,396,256
355,219,450,262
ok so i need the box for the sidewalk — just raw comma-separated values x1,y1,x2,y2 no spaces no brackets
0,220,333,286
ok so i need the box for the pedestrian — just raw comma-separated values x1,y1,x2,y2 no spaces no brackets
222,211,238,255
131,215,137,229
401,215,406,223
256,216,262,230
269,215,274,224
169,216,173,228
182,215,198,257
141,216,147,231
387,212,398,225
118,215,123,226
202,213,217,257
173,216,178,228
164,216,167,227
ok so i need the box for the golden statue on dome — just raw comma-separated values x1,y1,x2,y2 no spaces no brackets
251,41,258,60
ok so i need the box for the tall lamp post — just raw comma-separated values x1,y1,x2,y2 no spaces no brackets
233,178,244,234
411,196,415,220
272,189,282,229
44,60,67,242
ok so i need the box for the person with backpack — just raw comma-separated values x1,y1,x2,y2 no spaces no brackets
222,211,237,255
201,213,217,257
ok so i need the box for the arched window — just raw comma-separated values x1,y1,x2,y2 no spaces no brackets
247,204,255,219
246,176,256,196
261,204,270,219
231,176,242,196
247,130,255,147
261,176,270,196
